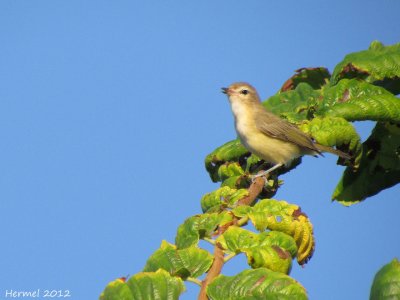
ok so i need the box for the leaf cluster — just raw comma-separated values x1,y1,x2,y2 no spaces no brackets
100,41,400,299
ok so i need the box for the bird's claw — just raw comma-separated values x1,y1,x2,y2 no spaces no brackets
250,172,268,182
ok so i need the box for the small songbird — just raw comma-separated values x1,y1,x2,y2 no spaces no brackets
222,82,350,177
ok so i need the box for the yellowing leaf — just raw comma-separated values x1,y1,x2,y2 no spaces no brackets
217,227,297,274
100,269,185,300
201,186,249,213
175,211,233,249
207,268,307,300
233,199,315,265
143,241,213,279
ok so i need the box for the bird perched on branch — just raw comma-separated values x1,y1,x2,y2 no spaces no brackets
222,82,351,178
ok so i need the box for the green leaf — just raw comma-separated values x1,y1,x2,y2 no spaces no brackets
244,247,292,274
280,67,330,92
370,258,400,300
233,199,314,265
220,175,249,190
175,212,233,248
263,83,320,123
143,241,213,279
217,162,245,181
318,79,400,123
207,268,308,300
217,227,297,273
201,186,249,213
217,227,297,258
205,140,249,182
333,122,400,205
100,278,134,300
100,269,185,300
299,116,362,166
205,140,280,198
217,163,252,190
244,154,264,172
331,41,400,94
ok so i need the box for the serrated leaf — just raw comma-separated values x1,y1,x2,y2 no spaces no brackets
280,67,330,92
217,227,297,273
318,79,400,123
299,116,362,166
206,268,307,300
263,83,320,123
201,186,249,213
331,41,400,94
333,122,400,205
233,199,314,265
175,212,233,249
370,258,400,300
100,269,185,300
143,241,213,279
205,140,249,182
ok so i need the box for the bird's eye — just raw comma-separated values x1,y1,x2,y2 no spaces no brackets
241,89,249,95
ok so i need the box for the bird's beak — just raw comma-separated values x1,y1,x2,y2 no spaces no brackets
221,87,229,95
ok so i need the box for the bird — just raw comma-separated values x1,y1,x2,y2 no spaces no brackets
222,82,351,178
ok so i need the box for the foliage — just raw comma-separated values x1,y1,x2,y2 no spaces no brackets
233,199,314,265
331,41,400,94
99,269,185,300
216,227,297,273
143,241,213,279
318,79,400,122
370,258,400,300
175,211,233,248
207,268,307,300
101,41,400,300
333,122,400,205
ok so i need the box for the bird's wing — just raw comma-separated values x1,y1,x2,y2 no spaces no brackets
255,109,321,154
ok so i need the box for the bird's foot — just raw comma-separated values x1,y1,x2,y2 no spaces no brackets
250,163,284,182
250,172,268,182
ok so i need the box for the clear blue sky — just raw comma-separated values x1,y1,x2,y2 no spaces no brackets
1,1,399,299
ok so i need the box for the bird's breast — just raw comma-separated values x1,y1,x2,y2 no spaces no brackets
232,107,302,165
233,112,255,144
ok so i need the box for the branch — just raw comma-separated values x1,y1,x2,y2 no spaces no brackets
198,242,225,300
237,176,266,206
197,175,266,300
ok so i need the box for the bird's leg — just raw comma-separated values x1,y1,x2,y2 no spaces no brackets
251,163,283,180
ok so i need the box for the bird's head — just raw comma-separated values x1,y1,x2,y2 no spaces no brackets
221,82,260,105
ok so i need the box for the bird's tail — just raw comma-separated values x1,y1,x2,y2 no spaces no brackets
314,143,352,160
